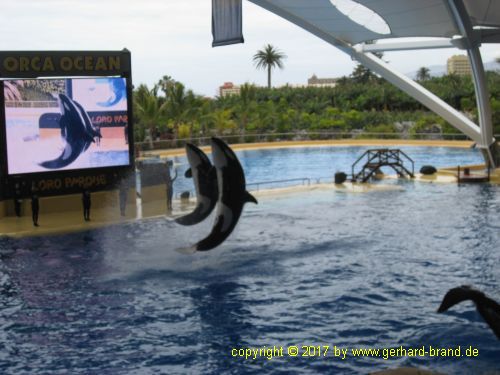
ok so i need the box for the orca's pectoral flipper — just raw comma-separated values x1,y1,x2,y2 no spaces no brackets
438,285,500,339
245,191,258,205
185,168,192,178
176,204,210,226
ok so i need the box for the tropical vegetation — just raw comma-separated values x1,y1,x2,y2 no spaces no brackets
132,69,500,149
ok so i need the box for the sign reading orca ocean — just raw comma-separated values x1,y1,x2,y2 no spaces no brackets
0,50,133,199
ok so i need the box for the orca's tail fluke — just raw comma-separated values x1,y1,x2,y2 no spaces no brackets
437,286,481,313
438,285,500,340
39,144,84,169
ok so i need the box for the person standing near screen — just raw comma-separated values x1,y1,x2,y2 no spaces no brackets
82,190,91,221
119,179,128,217
95,125,101,146
31,189,40,227
166,164,177,213
13,183,22,217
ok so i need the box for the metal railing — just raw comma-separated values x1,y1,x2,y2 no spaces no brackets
5,100,58,108
175,176,334,198
134,131,487,152
351,149,415,182
247,177,311,191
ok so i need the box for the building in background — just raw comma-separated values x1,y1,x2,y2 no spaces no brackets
307,74,338,87
447,55,472,76
219,82,240,97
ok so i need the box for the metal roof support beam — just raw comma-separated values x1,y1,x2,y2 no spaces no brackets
447,0,498,167
249,0,482,145
359,39,456,53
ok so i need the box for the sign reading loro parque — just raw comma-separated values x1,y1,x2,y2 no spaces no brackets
0,49,134,200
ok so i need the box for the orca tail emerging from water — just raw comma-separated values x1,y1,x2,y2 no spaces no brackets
437,285,481,313
438,285,500,339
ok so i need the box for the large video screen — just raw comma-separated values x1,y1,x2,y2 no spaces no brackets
3,77,130,175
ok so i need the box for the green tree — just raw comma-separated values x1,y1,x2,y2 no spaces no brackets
165,82,200,140
211,109,236,134
416,67,431,81
156,75,176,98
134,86,167,146
351,64,376,84
351,47,383,84
253,44,286,89
233,83,258,142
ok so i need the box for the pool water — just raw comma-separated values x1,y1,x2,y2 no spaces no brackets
171,146,485,193
1,146,499,374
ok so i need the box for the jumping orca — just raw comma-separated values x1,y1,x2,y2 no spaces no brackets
178,137,257,252
438,285,500,339
175,144,218,226
39,94,99,169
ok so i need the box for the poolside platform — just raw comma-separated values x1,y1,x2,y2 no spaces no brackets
0,180,406,238
0,185,198,238
0,189,137,238
438,164,500,184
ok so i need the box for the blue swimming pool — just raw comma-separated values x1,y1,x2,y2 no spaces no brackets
170,145,485,194
1,146,498,374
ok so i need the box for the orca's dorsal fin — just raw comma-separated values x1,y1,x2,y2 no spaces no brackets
185,168,192,178
245,191,258,205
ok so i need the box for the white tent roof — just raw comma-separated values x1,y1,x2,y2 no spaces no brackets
250,0,500,45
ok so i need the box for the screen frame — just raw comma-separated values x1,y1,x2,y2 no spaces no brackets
0,76,133,176
0,50,135,199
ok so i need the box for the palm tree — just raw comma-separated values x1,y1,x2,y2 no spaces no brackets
253,44,286,89
134,86,167,148
416,67,431,81
165,82,201,141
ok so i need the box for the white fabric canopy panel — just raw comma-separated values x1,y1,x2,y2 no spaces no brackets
255,0,500,45
464,0,500,28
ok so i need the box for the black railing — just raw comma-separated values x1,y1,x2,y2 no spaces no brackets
134,131,485,152
352,149,415,182
247,178,311,191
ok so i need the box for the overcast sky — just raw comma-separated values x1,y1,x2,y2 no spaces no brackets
1,0,499,97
